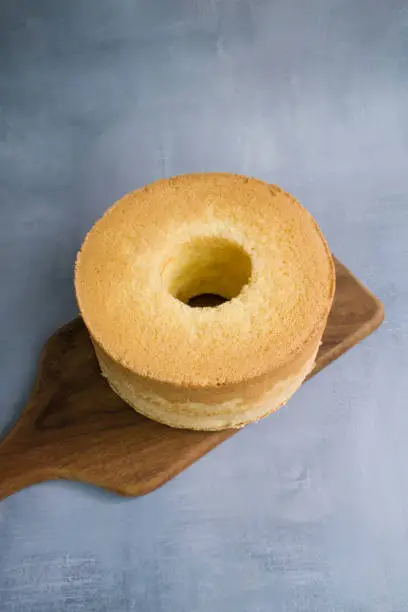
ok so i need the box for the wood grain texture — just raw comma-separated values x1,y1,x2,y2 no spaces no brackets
0,258,383,502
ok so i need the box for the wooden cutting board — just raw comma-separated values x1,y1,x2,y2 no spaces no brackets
0,258,383,502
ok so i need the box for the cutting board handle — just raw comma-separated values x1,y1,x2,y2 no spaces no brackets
0,423,51,501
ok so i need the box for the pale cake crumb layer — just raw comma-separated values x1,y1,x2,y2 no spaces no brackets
75,173,335,430
94,341,318,430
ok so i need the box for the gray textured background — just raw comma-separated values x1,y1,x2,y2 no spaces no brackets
0,1,407,610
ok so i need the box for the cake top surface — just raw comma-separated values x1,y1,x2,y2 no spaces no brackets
75,173,335,386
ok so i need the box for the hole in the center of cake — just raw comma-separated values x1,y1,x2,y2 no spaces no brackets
162,237,252,308
187,293,228,308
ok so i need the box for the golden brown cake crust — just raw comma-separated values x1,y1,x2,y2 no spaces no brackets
75,173,335,389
